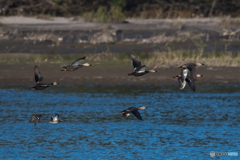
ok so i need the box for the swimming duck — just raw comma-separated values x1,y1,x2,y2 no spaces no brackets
121,106,148,120
179,63,204,82
29,114,45,126
173,74,203,91
61,56,92,71
128,54,158,76
48,113,64,124
31,65,59,90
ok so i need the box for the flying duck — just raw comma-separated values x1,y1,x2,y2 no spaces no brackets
179,63,204,82
31,65,59,90
128,54,158,76
29,114,45,126
173,74,203,91
121,106,148,120
61,56,92,71
48,113,64,124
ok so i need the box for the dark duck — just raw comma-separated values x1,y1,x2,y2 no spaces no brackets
29,114,45,126
31,65,59,90
128,54,158,76
121,106,148,120
61,56,92,71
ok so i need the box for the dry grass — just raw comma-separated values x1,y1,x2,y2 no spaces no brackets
34,14,54,20
81,6,125,23
144,50,240,68
0,51,240,68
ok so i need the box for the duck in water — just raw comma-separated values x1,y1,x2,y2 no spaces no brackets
48,113,64,124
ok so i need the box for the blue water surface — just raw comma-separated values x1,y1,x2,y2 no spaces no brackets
0,85,239,159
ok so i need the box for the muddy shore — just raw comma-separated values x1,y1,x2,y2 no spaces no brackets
0,64,239,85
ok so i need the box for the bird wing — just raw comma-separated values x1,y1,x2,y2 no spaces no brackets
55,114,59,118
187,64,197,81
29,116,35,123
130,109,143,120
70,57,86,66
186,75,195,91
181,68,188,83
131,54,142,71
178,79,186,90
136,65,146,73
34,66,43,83
35,117,39,126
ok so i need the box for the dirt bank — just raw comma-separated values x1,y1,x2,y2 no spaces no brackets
0,63,239,85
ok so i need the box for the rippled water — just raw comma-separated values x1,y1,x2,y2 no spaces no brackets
0,85,239,159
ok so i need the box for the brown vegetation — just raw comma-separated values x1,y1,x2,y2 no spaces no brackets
0,0,240,21
0,51,240,68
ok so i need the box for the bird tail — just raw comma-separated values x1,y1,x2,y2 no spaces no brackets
51,82,60,85
196,74,203,78
148,69,158,73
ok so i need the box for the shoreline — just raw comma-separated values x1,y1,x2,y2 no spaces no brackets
0,64,239,85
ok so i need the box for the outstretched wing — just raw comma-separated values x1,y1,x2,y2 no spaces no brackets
188,64,197,81
34,65,43,83
29,116,35,123
55,113,59,118
181,68,188,83
71,57,86,66
130,109,143,120
136,65,146,73
131,54,142,71
186,75,195,91
178,79,186,90
35,117,39,126
181,63,197,81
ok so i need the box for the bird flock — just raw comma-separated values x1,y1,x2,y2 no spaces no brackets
30,54,204,125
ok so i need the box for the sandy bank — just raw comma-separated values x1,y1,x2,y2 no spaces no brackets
0,64,239,85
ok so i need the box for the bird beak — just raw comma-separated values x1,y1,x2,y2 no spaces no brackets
179,67,182,69
31,88,35,90
173,76,179,79
121,111,125,113
61,69,67,71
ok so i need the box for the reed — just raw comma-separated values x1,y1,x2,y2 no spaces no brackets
0,50,240,67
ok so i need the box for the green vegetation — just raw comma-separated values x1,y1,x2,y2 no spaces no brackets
82,6,125,23
1,51,240,67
